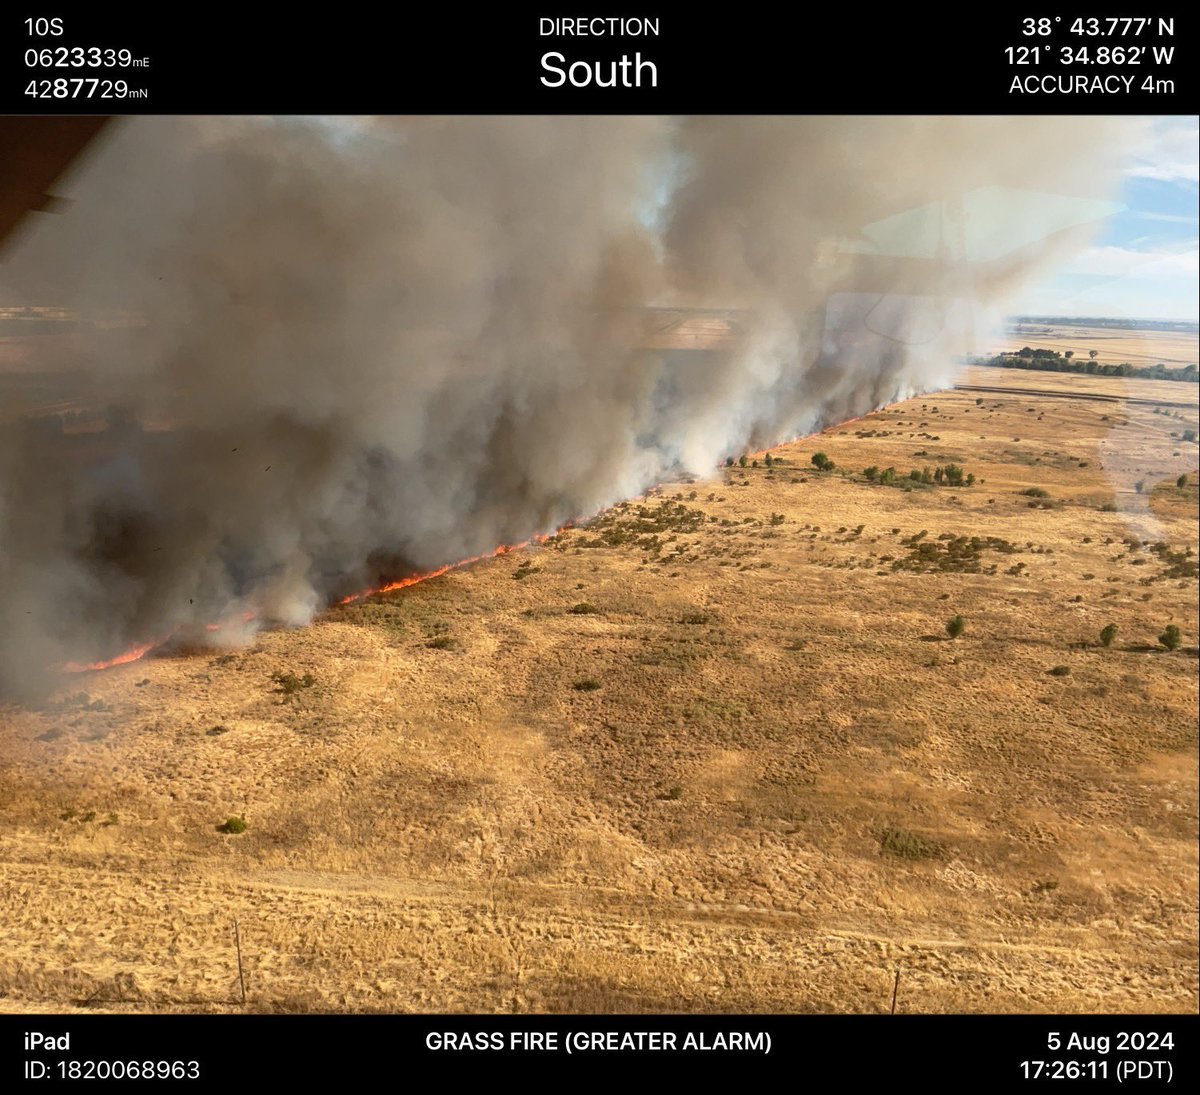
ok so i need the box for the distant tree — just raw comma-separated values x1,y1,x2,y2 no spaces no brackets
725,456,735,467
1088,349,1098,361
945,615,966,640
863,465,879,481
1159,624,1181,651
1099,623,1117,647
811,452,831,471
966,473,976,486
738,454,747,468
764,453,774,467
1135,479,1146,494
1177,474,1189,490
1064,351,1074,361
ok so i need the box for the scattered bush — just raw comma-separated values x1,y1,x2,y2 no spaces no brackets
1134,479,1146,494
945,615,966,640
1047,665,1071,677
863,465,879,481
879,826,941,860
811,452,834,471
1099,623,1117,648
217,816,247,835
680,612,710,625
1159,624,1181,651
573,678,601,692
663,784,683,801
271,670,315,697
1177,474,1190,490
426,635,457,650
568,602,599,615
1020,487,1049,498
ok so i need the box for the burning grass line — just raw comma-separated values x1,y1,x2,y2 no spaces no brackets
53,396,909,675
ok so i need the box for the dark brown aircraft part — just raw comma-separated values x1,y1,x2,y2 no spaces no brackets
0,116,111,253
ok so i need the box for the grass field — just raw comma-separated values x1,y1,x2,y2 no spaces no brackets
0,366,1196,1015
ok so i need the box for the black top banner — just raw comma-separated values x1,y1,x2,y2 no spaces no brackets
2,5,1194,113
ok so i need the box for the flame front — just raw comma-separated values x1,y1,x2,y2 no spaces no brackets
61,638,164,674
60,537,553,673
336,535,550,606
53,411,877,676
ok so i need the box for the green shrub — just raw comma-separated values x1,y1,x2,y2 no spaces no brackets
271,670,315,696
1099,623,1117,647
1177,474,1190,490
573,678,601,692
568,602,598,615
811,452,833,471
945,615,965,640
879,826,941,860
1159,624,1181,651
218,816,247,835
680,612,710,625
1020,487,1049,498
863,466,879,481
1047,665,1071,677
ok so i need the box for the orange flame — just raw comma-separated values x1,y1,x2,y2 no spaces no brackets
61,637,164,674
336,534,551,606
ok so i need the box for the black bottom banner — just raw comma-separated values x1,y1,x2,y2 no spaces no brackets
3,1013,1195,1087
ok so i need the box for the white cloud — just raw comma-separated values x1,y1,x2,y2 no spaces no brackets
1065,243,1199,279
1126,118,1200,182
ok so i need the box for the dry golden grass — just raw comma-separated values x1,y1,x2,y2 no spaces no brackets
0,367,1196,1015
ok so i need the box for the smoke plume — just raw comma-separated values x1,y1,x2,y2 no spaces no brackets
0,116,1133,690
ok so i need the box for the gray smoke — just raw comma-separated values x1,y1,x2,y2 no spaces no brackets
0,116,1133,691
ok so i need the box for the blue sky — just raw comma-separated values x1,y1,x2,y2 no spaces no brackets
1010,117,1199,320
